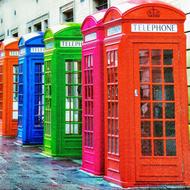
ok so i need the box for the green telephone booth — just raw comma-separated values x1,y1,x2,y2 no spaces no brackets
43,23,82,157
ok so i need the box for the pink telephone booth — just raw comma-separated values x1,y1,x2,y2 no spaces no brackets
81,10,106,175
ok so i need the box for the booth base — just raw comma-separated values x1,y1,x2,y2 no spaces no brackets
81,166,104,176
104,175,190,188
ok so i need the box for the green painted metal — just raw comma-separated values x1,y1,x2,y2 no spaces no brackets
43,23,82,157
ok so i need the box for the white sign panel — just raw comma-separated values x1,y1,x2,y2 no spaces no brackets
9,51,19,56
30,47,44,53
131,24,178,33
107,25,122,36
85,32,97,42
60,41,82,47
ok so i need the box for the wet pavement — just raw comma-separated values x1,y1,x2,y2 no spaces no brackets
0,137,190,190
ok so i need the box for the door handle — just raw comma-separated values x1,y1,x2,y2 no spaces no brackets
134,89,138,97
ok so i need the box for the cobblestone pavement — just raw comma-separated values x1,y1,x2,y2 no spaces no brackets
0,137,190,190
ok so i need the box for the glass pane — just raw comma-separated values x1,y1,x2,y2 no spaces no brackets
152,85,162,100
140,85,150,100
166,140,176,156
140,67,150,82
65,62,72,71
152,67,162,83
141,140,151,156
165,85,174,100
153,103,162,118
141,102,150,118
164,50,173,65
187,51,190,67
164,68,174,82
152,50,161,65
141,121,151,137
187,69,190,85
153,121,163,137
165,103,175,118
154,140,164,156
166,121,175,137
139,50,149,65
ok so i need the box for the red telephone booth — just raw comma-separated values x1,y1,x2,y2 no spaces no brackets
103,0,190,187
0,38,19,137
81,10,106,175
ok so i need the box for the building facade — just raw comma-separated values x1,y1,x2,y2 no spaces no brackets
0,0,189,40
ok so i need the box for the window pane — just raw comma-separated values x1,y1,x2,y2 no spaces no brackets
152,67,162,83
165,85,174,100
164,50,173,65
152,49,161,65
140,67,150,82
141,121,151,137
141,102,150,118
141,140,152,156
140,85,150,100
165,103,175,118
139,50,149,65
166,121,175,137
154,140,164,156
164,68,174,82
153,103,162,118
153,121,163,137
152,85,162,100
166,140,176,156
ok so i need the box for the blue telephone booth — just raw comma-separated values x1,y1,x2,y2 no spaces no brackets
17,32,44,145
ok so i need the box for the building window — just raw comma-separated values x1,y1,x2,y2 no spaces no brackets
0,34,5,42
93,0,108,11
60,2,74,23
27,13,49,33
28,26,32,33
11,28,18,37
44,19,48,31
34,22,42,32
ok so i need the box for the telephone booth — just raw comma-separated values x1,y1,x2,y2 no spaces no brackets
0,38,19,137
43,23,82,157
81,10,106,175
103,0,190,187
17,32,44,145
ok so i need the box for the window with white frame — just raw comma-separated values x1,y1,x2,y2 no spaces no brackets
60,2,74,23
27,13,49,33
93,0,108,11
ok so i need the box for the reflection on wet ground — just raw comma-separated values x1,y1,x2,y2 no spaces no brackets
0,137,189,190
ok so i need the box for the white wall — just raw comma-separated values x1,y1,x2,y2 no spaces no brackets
0,0,190,38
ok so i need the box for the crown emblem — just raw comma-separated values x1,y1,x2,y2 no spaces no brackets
147,7,160,17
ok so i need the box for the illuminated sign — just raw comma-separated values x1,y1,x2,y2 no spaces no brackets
30,47,44,53
9,51,19,56
60,41,82,47
107,25,122,36
85,32,97,42
131,24,178,33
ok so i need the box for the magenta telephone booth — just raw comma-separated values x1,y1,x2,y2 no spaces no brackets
81,10,106,175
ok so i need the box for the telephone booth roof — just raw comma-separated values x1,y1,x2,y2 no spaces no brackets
0,38,18,50
18,32,44,48
103,0,185,24
44,23,82,41
81,9,107,31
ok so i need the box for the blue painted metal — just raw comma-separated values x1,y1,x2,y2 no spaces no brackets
17,32,44,145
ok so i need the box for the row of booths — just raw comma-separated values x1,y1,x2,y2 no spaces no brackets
0,0,190,187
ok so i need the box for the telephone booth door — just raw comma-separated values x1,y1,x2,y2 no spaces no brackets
134,43,183,182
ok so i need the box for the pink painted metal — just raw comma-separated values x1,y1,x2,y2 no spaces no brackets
81,10,106,175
